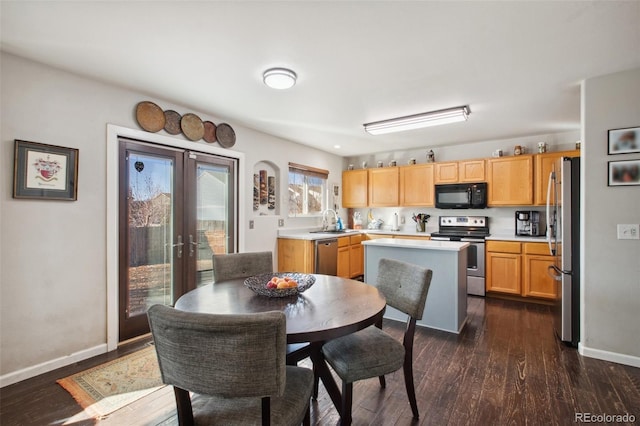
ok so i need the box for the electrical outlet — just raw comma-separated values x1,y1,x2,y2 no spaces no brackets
249,220,254,229
278,219,284,227
617,224,639,240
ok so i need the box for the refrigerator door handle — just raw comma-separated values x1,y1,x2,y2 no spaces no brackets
546,170,555,256
550,263,572,276
547,264,562,280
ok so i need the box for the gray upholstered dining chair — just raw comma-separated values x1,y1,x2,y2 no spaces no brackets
212,251,311,365
321,258,433,425
148,304,314,426
212,251,274,283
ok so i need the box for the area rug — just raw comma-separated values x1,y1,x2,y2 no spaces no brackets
57,345,164,418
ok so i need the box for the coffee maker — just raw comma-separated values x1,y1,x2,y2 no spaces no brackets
515,210,544,236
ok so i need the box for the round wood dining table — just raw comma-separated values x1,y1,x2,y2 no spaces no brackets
174,274,387,416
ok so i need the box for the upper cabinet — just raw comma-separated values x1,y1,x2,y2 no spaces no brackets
368,167,399,207
434,159,485,184
399,163,434,206
342,169,368,208
434,162,458,183
458,160,486,182
534,150,580,205
487,155,533,206
342,150,573,208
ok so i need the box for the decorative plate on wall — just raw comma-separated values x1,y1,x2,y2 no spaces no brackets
216,123,236,148
203,121,217,143
163,110,182,135
136,101,165,132
181,113,205,141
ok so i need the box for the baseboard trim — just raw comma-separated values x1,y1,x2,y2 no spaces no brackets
0,343,107,388
579,343,640,368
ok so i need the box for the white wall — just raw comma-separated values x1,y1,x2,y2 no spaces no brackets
0,53,344,385
580,68,640,364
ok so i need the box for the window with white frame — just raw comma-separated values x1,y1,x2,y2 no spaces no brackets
288,162,328,217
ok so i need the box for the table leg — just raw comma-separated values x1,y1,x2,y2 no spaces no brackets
309,341,342,415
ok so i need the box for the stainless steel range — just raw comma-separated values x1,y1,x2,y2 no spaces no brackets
430,215,489,296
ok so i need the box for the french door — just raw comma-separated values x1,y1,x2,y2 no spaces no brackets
118,138,237,341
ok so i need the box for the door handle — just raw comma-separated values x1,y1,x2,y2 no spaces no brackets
189,234,198,257
173,235,184,258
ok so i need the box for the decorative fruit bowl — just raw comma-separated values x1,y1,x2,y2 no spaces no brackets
244,273,315,298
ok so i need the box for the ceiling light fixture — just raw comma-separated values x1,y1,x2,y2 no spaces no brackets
363,105,471,135
263,68,297,90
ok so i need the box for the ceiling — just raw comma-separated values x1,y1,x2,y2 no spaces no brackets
2,1,639,157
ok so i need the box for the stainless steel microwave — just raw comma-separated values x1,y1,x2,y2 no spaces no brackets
435,182,488,209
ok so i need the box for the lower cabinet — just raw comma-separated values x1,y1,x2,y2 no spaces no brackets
349,235,364,278
486,241,522,295
523,243,557,299
337,234,364,278
486,240,556,300
337,237,350,278
277,238,315,274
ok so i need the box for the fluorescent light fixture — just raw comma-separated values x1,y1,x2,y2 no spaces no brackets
364,105,470,135
263,68,297,89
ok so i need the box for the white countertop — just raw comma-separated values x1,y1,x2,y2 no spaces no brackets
362,238,469,251
277,228,547,244
277,228,432,240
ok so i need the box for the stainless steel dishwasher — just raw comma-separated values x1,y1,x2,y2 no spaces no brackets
315,238,338,275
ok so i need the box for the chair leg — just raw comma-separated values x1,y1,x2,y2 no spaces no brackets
173,387,195,426
340,381,353,426
312,363,320,399
403,359,419,419
303,403,311,426
378,375,386,388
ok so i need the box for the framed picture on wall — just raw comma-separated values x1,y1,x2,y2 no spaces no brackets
13,140,79,200
608,159,640,186
608,126,639,154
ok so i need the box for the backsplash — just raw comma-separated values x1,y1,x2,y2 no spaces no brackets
346,206,543,237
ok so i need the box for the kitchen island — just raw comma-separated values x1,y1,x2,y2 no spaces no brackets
363,238,469,334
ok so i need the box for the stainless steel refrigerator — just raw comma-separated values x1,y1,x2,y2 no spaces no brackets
546,156,580,347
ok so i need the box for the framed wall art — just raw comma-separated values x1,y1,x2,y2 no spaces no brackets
608,159,640,186
608,126,639,155
13,140,79,200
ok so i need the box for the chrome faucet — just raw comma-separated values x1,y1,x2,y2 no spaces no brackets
321,209,338,231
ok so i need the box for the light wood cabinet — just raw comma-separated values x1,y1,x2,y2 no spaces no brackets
487,155,534,206
349,238,364,277
434,162,458,183
459,160,486,182
368,167,399,207
399,164,434,206
486,240,556,300
337,234,364,278
534,150,580,205
337,237,350,278
435,159,485,184
486,241,522,295
342,169,368,208
523,243,557,299
277,238,315,274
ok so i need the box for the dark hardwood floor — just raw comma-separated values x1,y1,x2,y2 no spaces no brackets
2,297,639,425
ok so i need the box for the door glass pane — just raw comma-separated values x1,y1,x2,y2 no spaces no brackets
127,153,175,316
195,162,230,286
